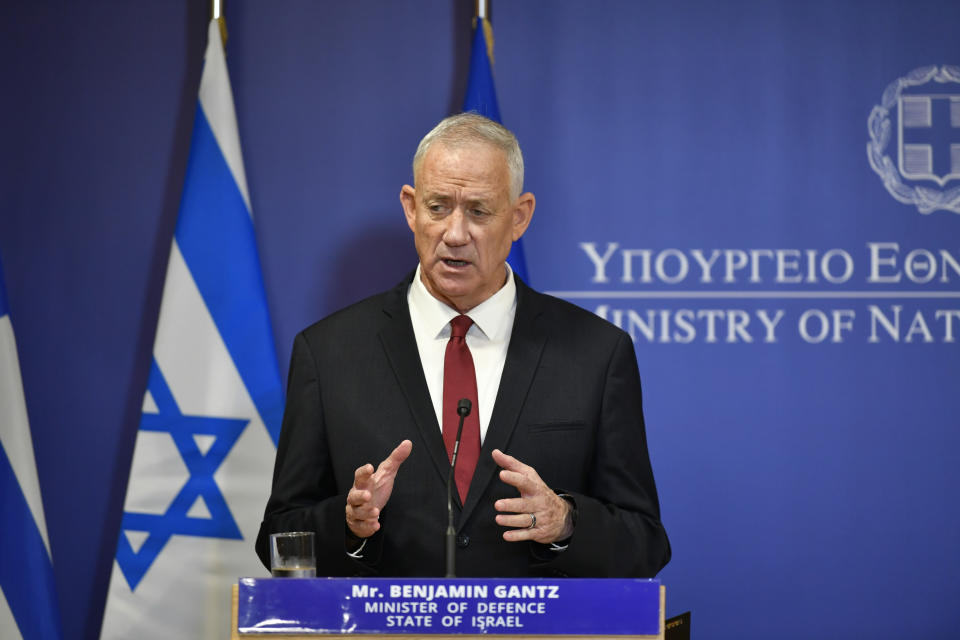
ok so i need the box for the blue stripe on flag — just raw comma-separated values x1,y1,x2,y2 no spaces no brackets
173,105,284,444
462,19,529,283
0,445,62,639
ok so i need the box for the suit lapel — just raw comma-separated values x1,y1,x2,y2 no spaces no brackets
377,276,453,490
461,279,548,524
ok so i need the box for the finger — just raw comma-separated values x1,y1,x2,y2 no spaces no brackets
502,526,538,543
346,488,372,506
392,439,413,463
502,518,563,544
346,490,379,514
495,512,538,529
346,501,379,534
498,468,535,493
493,497,528,513
348,503,380,520
491,448,529,474
347,517,380,538
353,463,374,487
379,439,413,475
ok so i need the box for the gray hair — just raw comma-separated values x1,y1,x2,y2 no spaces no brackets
412,112,525,200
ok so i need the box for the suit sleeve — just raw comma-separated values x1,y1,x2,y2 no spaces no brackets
255,332,382,574
531,331,671,577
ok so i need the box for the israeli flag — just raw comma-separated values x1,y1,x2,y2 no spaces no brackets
0,258,63,640
99,19,283,639
463,11,529,282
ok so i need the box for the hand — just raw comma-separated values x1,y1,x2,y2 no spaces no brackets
345,440,412,539
492,449,574,544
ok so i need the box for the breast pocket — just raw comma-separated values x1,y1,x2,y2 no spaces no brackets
517,421,592,490
527,421,586,433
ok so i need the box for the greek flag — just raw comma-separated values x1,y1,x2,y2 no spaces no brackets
0,258,63,640
100,19,283,639
463,12,529,282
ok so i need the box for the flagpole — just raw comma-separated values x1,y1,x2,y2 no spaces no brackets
211,0,227,47
100,1,284,636
475,0,495,64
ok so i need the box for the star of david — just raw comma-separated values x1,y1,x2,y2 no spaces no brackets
115,359,249,591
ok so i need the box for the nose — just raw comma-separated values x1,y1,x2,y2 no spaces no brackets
441,208,470,246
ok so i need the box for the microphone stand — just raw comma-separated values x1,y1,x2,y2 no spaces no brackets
446,398,471,578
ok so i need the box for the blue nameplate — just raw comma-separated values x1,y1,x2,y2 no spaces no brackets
237,577,660,635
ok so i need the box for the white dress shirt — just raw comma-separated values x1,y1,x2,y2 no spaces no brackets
407,263,517,442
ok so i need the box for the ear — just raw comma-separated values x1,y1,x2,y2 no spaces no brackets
511,192,536,241
399,185,417,232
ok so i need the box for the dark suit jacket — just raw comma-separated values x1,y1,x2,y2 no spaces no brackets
255,273,670,577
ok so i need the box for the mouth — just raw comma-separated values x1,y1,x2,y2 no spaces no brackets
441,258,470,268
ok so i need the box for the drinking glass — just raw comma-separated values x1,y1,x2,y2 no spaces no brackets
269,531,316,578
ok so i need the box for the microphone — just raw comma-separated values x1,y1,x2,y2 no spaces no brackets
446,398,472,578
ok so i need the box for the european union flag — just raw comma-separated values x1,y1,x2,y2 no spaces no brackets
463,13,529,283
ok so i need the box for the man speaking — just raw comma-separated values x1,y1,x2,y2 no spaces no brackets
256,113,670,578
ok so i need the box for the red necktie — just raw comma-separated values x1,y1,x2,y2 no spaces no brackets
442,315,480,503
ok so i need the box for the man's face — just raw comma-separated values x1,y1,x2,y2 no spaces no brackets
400,142,534,312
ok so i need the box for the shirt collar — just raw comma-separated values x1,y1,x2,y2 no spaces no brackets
408,263,517,340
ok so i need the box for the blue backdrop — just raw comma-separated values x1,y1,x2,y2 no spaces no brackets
1,1,958,638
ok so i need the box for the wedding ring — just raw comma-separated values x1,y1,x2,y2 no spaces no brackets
528,513,537,529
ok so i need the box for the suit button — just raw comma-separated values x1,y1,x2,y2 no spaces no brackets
456,535,470,548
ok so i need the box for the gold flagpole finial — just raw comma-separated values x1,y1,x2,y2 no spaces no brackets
482,18,495,65
211,0,228,47
474,0,494,65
